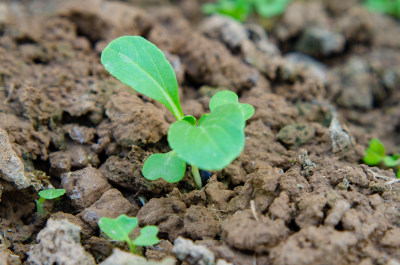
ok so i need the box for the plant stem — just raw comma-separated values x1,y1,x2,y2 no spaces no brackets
127,239,136,254
191,166,202,189
36,197,46,213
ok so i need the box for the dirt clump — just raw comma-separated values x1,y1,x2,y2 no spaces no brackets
78,189,139,230
0,244,21,265
270,226,357,265
137,195,187,242
184,205,219,240
27,219,95,265
61,166,111,209
221,210,289,253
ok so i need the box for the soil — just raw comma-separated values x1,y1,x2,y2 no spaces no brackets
1,0,400,264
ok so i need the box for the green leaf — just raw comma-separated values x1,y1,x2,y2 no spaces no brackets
365,0,390,13
368,138,385,156
383,154,400,167
255,0,291,18
98,215,138,242
199,113,209,125
182,115,197,126
364,0,400,18
202,0,251,21
101,36,184,120
363,149,384,166
142,151,186,183
363,138,385,166
38,189,66,200
168,104,245,170
133,226,159,246
209,90,254,120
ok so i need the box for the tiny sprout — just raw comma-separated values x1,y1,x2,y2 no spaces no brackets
98,214,159,254
363,138,400,177
101,36,254,189
202,0,291,22
364,0,400,19
36,188,66,214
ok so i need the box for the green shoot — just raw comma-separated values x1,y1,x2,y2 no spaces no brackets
202,0,291,22
363,138,386,166
203,0,251,22
101,36,184,120
253,0,292,18
98,214,159,254
36,188,66,214
364,0,400,19
101,36,254,189
363,138,400,177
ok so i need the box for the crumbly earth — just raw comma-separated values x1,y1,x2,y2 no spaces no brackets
1,0,400,264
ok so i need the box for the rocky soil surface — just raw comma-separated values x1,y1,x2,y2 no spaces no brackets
1,0,400,264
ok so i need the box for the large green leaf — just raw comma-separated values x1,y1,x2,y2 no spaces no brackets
209,90,254,120
98,215,138,242
142,151,186,183
101,36,184,120
133,226,159,246
168,104,245,170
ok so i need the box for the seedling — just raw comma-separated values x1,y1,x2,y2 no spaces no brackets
364,0,400,19
253,0,292,18
98,214,159,254
363,138,400,177
101,36,254,189
202,0,291,22
36,188,66,214
203,0,251,21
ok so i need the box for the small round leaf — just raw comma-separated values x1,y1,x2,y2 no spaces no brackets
142,151,186,183
363,149,383,166
38,189,66,200
383,155,400,167
98,215,138,242
363,138,385,166
133,226,159,246
182,115,197,126
368,138,385,156
209,90,254,120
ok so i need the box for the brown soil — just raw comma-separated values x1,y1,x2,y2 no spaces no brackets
1,0,400,264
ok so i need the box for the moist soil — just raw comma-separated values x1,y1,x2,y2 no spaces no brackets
1,0,400,264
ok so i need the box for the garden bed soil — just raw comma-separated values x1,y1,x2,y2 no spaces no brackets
1,0,400,264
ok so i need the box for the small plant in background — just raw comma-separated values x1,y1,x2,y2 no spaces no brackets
363,138,400,177
101,36,254,189
98,214,159,254
253,0,292,18
36,188,66,214
202,0,292,22
203,0,251,21
364,0,400,19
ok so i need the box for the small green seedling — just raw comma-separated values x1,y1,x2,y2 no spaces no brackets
101,36,254,189
364,0,400,19
363,138,400,177
36,188,66,214
202,0,291,22
98,214,159,254
253,0,292,18
203,0,251,21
